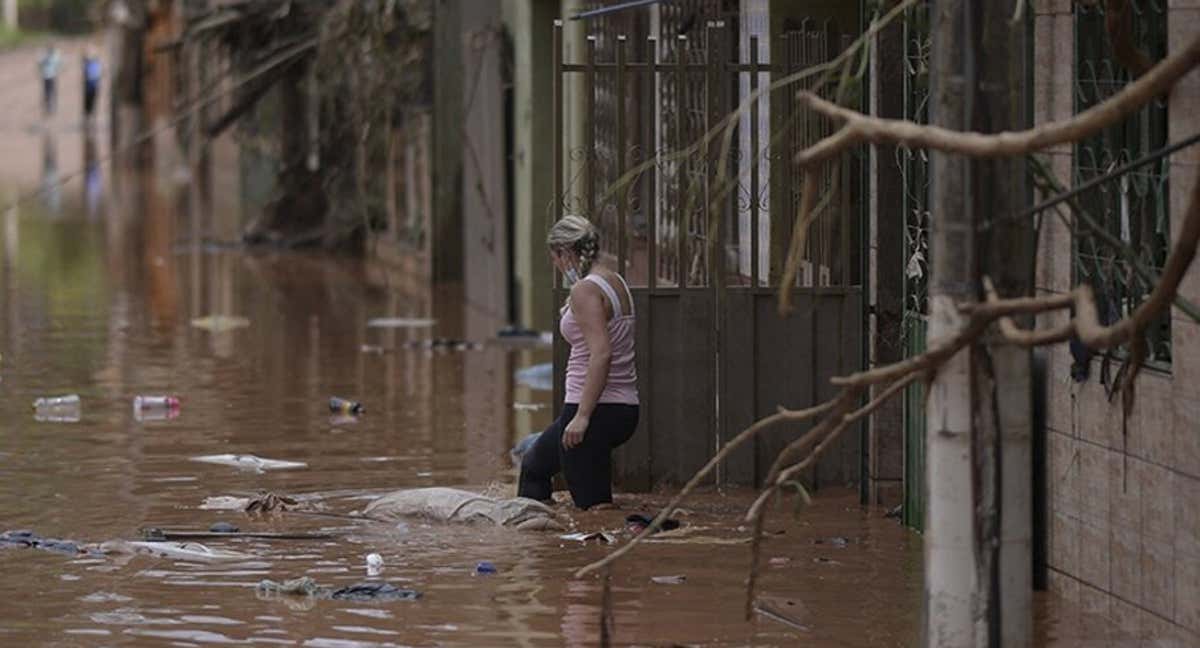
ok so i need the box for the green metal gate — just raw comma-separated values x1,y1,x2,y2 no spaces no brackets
900,1,930,531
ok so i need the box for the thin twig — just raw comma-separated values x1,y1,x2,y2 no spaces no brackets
777,170,820,315
743,497,768,621
573,401,834,578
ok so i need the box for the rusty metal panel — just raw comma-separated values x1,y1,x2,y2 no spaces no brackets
646,291,716,485
841,290,864,483
720,290,758,484
677,290,716,482
646,292,683,482
753,291,815,486
613,290,654,491
813,294,849,486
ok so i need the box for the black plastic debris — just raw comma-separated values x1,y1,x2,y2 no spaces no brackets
329,583,422,601
625,514,680,534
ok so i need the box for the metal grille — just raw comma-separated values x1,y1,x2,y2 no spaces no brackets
900,2,931,332
1073,1,1170,365
551,8,864,488
900,0,930,532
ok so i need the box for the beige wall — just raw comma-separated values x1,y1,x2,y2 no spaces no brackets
1037,1,1200,641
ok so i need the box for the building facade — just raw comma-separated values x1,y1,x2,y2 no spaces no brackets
1034,0,1199,639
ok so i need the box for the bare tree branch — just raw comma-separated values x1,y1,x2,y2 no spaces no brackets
793,33,1200,168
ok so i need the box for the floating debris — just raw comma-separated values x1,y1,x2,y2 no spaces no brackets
199,496,250,511
403,338,484,351
92,540,257,562
32,394,81,422
190,315,250,333
366,317,436,329
560,531,616,544
754,599,810,632
329,396,365,415
625,514,681,534
514,363,553,391
256,577,420,601
189,454,308,473
132,395,181,422
650,575,686,585
245,491,299,514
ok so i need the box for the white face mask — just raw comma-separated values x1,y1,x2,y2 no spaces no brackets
563,267,580,286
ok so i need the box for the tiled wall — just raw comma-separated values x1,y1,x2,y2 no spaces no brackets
1037,0,1200,640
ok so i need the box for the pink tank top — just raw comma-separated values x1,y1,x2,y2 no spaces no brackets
560,273,639,405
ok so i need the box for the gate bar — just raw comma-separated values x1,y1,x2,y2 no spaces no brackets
584,35,597,219
647,35,659,290
616,35,628,273
675,34,687,288
553,20,563,219
750,35,760,289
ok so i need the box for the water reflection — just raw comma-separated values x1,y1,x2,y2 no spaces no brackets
40,130,61,215
82,129,102,219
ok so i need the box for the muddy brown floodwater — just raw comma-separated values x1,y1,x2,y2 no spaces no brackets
0,37,1163,648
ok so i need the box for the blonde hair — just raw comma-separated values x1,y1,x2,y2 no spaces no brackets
546,215,601,276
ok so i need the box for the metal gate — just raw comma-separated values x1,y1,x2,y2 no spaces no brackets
900,1,931,529
551,14,864,490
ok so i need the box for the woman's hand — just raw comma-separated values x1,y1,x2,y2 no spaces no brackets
562,414,590,449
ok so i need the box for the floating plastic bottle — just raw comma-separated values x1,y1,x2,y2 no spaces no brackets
133,395,180,421
366,553,384,576
133,395,180,410
329,397,365,415
33,394,80,409
32,394,81,423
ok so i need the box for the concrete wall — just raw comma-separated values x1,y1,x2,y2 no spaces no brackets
1037,1,1200,640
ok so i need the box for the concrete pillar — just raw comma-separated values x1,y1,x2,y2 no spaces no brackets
3,0,17,30
433,0,464,281
503,0,557,331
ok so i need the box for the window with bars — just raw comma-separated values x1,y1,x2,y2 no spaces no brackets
1073,1,1171,366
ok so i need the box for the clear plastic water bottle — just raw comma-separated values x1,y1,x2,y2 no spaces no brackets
133,396,180,422
133,395,180,410
33,394,81,409
33,394,81,423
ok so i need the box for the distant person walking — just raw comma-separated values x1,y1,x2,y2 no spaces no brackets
38,45,62,117
82,47,102,122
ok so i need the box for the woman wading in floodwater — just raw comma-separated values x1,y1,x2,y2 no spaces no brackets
518,216,639,510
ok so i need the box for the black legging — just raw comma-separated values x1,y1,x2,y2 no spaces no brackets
518,403,639,509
